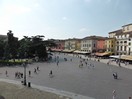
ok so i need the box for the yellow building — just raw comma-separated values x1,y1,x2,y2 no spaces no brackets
75,39,81,50
105,38,116,54
64,38,81,51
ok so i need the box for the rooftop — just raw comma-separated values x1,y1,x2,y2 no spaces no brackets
108,29,122,34
122,23,132,27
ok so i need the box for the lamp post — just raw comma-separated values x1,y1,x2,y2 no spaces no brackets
23,62,27,86
119,53,121,67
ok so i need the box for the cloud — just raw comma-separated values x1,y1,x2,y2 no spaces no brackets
79,28,90,32
62,17,68,20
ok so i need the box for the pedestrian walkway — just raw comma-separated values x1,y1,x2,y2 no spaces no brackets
72,54,132,70
0,79,95,99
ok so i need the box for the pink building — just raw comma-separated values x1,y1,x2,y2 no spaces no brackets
55,40,65,51
50,39,65,51
97,38,107,52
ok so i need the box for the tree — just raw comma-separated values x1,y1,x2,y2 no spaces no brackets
4,30,19,60
19,35,48,61
0,40,5,59
18,36,31,58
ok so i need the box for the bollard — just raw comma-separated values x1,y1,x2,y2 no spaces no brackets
28,82,31,87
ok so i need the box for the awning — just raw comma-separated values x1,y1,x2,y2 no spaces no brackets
95,52,112,56
121,55,132,61
51,49,62,52
109,55,120,58
73,50,90,54
109,55,132,61
62,49,75,52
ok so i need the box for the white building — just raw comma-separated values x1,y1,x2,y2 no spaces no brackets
115,24,132,55
81,36,98,53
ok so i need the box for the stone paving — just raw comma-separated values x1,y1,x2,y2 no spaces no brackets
0,52,132,99
0,81,71,99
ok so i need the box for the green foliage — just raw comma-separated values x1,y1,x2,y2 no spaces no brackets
0,40,5,58
0,30,55,63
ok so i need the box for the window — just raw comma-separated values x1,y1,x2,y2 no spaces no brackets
120,46,122,51
124,41,127,43
123,27,125,31
124,46,127,51
117,46,119,50
117,41,119,44
129,48,131,55
120,41,123,43
129,38,131,41
129,43,131,46
127,26,129,30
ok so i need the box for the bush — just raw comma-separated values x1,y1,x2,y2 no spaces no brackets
0,59,33,66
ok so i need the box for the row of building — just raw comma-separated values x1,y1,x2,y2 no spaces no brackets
50,23,132,56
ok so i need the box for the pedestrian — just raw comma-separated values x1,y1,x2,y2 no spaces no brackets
57,61,59,66
5,70,8,77
21,73,23,78
34,68,37,73
85,62,87,66
112,90,116,99
118,62,121,67
107,61,109,65
129,97,131,99
37,66,39,71
29,70,31,77
49,70,53,78
15,72,18,78
113,72,118,79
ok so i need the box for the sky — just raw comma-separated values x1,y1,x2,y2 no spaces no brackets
0,0,132,40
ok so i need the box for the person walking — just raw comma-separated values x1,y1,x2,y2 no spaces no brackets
34,68,37,73
112,90,116,99
113,72,118,79
29,70,31,77
37,66,39,71
49,70,53,78
5,70,8,77
57,61,59,66
129,97,131,99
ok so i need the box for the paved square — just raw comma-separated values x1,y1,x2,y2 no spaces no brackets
0,52,132,99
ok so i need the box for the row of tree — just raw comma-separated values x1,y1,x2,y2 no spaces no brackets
0,30,56,61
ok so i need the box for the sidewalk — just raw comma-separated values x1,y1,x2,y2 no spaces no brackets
99,58,132,69
0,79,94,99
71,54,132,70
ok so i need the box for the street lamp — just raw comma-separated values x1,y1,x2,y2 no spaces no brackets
23,62,27,86
119,53,121,67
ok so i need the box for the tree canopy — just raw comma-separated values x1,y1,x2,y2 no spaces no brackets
0,30,56,61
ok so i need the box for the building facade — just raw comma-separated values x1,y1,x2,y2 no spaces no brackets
81,36,107,53
64,38,80,50
114,24,132,55
96,38,107,52
105,38,116,54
